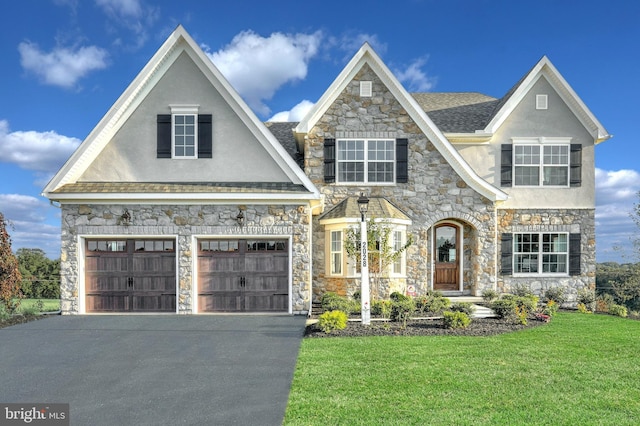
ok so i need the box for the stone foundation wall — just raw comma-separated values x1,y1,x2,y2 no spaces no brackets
497,208,596,304
60,203,312,314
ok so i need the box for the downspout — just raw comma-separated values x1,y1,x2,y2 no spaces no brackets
307,204,314,317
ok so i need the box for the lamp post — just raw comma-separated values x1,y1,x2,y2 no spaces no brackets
357,193,371,325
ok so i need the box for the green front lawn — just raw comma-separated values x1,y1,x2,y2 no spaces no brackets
285,313,640,425
17,298,61,313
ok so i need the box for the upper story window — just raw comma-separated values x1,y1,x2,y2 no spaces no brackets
513,140,570,187
157,106,212,160
337,139,395,183
173,114,197,158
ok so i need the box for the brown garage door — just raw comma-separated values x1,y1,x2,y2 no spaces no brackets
198,239,289,312
85,239,176,313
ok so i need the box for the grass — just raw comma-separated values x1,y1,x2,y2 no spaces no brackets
16,298,61,313
285,313,640,425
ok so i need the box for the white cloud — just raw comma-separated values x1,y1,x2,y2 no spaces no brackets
204,30,322,116
394,56,436,92
95,0,158,48
0,194,60,258
268,100,315,122
595,168,640,261
334,32,388,57
18,41,108,88
0,120,80,175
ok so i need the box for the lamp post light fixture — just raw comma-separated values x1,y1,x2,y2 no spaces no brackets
357,193,371,325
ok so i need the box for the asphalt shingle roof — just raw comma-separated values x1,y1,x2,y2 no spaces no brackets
410,92,499,133
319,196,411,221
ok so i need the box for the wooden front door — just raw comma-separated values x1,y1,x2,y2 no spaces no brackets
198,239,289,312
434,225,460,291
85,239,176,313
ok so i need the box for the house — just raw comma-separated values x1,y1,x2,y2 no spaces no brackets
43,25,610,315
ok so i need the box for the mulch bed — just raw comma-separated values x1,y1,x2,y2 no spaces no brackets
0,314,46,330
305,316,548,338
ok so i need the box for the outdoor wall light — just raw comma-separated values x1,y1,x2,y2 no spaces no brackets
236,209,245,227
120,209,131,225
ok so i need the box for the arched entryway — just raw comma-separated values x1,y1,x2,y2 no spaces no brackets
432,222,463,292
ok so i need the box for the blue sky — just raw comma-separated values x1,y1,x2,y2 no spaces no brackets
0,0,638,261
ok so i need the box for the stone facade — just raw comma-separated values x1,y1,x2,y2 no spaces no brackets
497,208,596,304
306,64,498,299
60,203,312,314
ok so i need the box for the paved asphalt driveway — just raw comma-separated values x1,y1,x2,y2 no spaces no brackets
0,315,307,425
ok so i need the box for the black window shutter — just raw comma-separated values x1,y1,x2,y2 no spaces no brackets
501,233,513,275
569,233,581,275
501,144,512,187
396,138,409,183
570,144,582,187
198,114,213,158
324,138,336,183
157,114,172,158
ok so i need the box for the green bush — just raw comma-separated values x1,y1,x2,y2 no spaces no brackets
321,292,358,316
0,304,9,321
481,289,499,303
372,299,392,319
414,291,450,316
542,300,559,317
442,311,471,329
317,310,348,333
390,291,408,302
511,283,535,297
490,294,538,325
543,287,567,305
390,297,415,328
577,288,596,312
596,293,615,313
450,302,476,316
608,304,628,318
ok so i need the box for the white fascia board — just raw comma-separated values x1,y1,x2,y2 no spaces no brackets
43,25,320,200
485,56,611,143
295,43,506,202
43,28,186,195
45,191,319,204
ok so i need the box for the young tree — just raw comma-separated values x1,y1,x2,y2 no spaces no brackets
344,220,413,299
0,212,23,312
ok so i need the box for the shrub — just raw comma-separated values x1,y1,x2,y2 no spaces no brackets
371,299,392,319
608,304,628,318
577,288,596,312
321,292,358,316
543,287,567,305
577,303,593,314
481,289,499,303
511,283,535,297
449,302,476,316
542,300,559,317
490,294,538,325
390,297,415,328
442,311,471,329
390,291,408,302
414,291,450,316
0,303,9,321
317,310,348,333
595,293,615,313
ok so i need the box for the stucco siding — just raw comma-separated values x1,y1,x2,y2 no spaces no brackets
79,51,290,183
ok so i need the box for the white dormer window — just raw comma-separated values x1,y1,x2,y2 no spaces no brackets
360,81,372,97
536,94,548,110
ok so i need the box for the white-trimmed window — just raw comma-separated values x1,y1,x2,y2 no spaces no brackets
330,230,343,275
337,139,395,183
171,105,199,159
325,224,407,277
514,141,570,186
514,233,568,274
